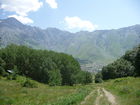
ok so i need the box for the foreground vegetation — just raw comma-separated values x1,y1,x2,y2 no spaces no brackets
103,77,140,105
0,76,93,105
0,76,139,105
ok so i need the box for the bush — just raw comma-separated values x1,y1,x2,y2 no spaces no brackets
120,86,131,94
0,96,14,105
22,79,37,88
12,73,17,80
0,66,5,76
6,74,17,80
2,72,9,77
0,58,6,76
114,79,123,83
95,72,103,83
6,75,13,80
95,78,103,83
135,90,140,98
102,59,135,80
16,76,26,84
73,71,92,85
83,71,93,84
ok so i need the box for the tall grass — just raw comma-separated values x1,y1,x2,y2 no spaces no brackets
46,87,92,105
0,76,93,105
103,77,140,105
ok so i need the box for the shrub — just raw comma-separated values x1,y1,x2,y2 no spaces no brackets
0,66,5,76
6,74,17,80
102,59,135,80
6,75,12,80
95,78,103,83
114,79,123,83
0,96,14,105
12,73,17,80
0,58,6,76
95,72,103,83
120,86,131,94
2,72,9,77
16,76,26,84
22,79,37,88
135,90,140,98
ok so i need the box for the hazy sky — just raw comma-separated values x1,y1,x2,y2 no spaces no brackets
0,0,140,32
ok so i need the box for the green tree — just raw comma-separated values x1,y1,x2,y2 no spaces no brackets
102,59,135,80
83,71,92,84
95,72,103,83
0,44,92,85
48,69,62,86
135,46,140,76
0,58,6,75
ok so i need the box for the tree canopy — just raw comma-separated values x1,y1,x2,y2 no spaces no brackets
0,44,92,85
95,44,140,81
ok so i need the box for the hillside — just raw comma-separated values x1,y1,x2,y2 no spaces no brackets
0,18,140,72
102,77,140,105
95,44,140,82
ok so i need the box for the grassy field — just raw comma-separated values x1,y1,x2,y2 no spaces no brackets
103,77,140,105
0,76,93,105
0,76,140,105
80,77,140,105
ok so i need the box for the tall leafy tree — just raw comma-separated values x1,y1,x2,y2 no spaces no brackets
135,46,140,76
100,45,140,80
48,69,62,86
0,44,92,85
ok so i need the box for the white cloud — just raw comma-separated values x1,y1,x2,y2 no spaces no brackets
0,0,43,24
46,0,57,9
64,16,98,32
8,15,33,24
0,0,43,16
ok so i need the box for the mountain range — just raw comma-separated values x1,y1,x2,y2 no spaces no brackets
0,18,140,72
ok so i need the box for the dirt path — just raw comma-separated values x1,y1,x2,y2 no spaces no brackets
95,88,103,105
81,87,117,105
95,88,117,105
102,88,117,105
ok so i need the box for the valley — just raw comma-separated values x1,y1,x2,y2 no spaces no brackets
0,1,140,105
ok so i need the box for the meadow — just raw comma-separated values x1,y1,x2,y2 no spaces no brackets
103,77,140,105
0,76,140,105
0,76,93,105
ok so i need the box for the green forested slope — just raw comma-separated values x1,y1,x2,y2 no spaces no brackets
0,44,92,86
95,44,140,82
